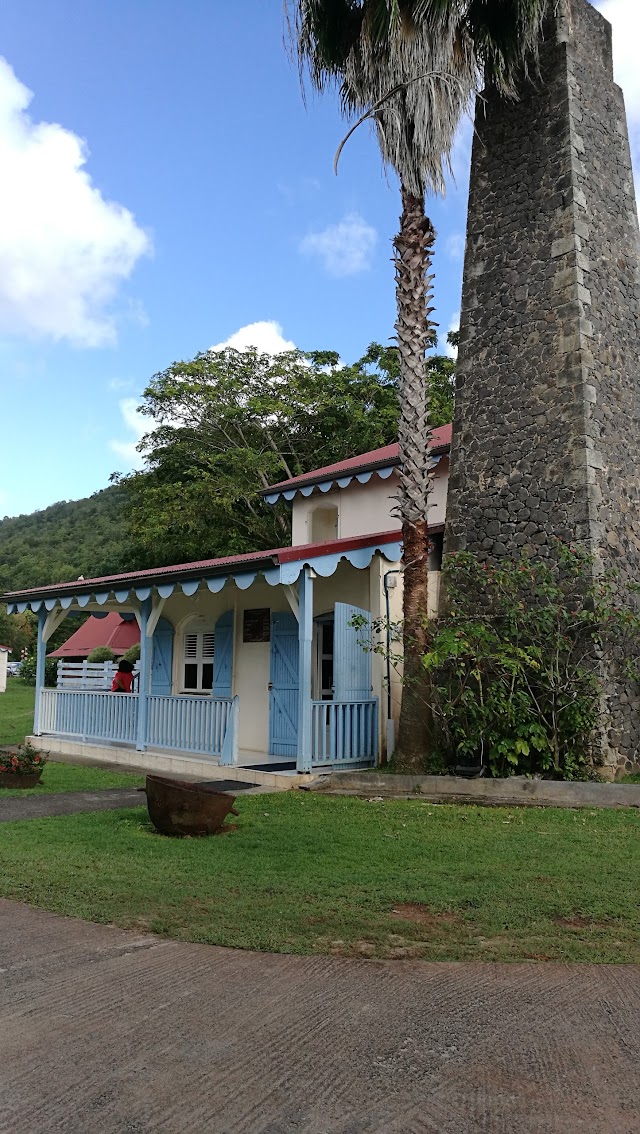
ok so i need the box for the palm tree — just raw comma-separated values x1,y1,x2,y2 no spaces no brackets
288,0,549,770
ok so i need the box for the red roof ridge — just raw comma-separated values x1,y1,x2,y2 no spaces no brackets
265,424,451,493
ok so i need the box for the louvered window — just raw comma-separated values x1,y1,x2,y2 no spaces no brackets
183,630,215,693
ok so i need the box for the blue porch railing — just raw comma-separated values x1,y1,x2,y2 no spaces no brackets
147,694,232,756
40,689,139,745
311,699,378,767
39,689,234,759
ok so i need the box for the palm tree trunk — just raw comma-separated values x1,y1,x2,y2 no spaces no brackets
393,185,435,770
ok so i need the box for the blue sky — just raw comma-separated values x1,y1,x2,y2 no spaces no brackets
0,0,637,518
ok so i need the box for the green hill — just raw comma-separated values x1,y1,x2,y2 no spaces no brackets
0,486,130,594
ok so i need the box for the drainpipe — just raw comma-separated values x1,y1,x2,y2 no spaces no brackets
383,569,401,761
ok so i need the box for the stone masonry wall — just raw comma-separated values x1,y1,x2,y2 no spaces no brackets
443,0,640,772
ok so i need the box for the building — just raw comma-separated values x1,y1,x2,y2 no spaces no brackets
1,426,451,780
48,612,140,661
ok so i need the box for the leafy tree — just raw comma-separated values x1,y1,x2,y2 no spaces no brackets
0,337,454,602
288,0,548,770
360,333,456,429
0,608,34,658
116,345,404,567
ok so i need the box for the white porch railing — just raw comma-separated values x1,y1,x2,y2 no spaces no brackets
147,694,232,757
40,689,139,744
311,699,378,767
39,689,234,759
56,660,140,690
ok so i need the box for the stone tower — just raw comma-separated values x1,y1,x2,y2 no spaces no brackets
443,0,640,772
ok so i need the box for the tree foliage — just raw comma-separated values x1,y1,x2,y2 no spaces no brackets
0,608,34,658
1,339,454,604
0,486,130,595
117,342,454,568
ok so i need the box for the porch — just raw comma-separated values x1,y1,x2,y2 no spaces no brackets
35,688,378,771
8,532,402,776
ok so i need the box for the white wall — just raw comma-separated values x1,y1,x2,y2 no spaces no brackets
291,458,449,545
0,651,7,694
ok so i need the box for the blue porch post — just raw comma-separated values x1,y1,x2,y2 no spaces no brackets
136,598,152,752
297,567,314,773
33,606,47,736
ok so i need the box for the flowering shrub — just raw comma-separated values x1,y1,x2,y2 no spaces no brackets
0,742,47,775
19,655,57,687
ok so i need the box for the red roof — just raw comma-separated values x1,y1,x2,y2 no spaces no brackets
4,530,405,603
0,644,9,652
265,424,452,493
48,613,140,658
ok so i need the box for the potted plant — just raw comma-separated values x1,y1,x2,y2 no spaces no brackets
0,742,47,788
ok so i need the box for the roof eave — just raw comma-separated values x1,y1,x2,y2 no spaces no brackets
2,555,280,605
262,443,450,497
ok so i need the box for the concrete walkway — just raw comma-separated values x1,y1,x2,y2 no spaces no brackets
1,900,638,1133
0,787,143,822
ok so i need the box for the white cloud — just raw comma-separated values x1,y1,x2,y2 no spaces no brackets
445,232,465,261
445,313,459,359
110,398,146,469
210,320,296,354
300,212,377,277
0,58,151,347
595,2,640,164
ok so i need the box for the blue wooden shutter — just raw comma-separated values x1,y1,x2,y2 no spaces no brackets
268,611,299,756
213,610,234,698
333,603,372,701
151,617,174,696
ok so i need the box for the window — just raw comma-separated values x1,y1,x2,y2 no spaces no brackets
182,630,214,693
310,505,338,542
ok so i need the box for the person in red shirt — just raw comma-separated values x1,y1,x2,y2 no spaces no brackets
111,659,135,693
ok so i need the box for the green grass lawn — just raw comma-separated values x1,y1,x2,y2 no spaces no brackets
0,677,35,746
1,793,638,963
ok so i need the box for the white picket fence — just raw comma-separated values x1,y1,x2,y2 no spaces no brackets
56,660,140,691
